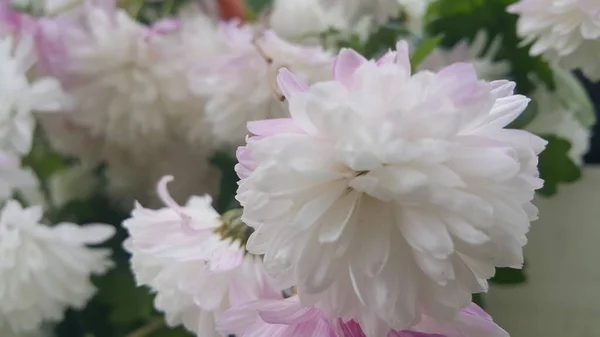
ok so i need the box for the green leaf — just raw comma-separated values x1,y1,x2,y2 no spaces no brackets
22,130,70,183
553,67,596,128
410,35,443,71
426,0,554,95
491,267,526,285
209,151,241,213
94,266,155,325
538,135,581,196
537,135,582,196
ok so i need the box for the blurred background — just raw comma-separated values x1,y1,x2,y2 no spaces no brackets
487,79,600,336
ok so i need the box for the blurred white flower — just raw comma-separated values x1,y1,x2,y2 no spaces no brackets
0,200,114,335
48,164,98,208
190,25,333,147
508,0,600,81
237,42,545,334
269,0,372,44
123,176,278,335
0,35,69,155
526,70,593,166
419,31,511,81
55,4,207,151
397,0,431,32
0,151,37,202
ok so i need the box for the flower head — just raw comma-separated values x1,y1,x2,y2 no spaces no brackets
190,25,333,146
236,41,546,334
508,0,600,81
123,176,277,335
46,3,209,151
0,200,114,334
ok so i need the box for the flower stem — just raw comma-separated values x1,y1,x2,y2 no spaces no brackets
126,318,165,337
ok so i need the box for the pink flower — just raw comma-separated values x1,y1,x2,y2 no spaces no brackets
217,295,338,337
218,300,508,337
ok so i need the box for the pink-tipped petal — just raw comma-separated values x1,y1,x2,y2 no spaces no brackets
333,48,368,86
277,68,309,100
145,18,181,42
394,40,411,69
236,145,261,179
247,118,303,137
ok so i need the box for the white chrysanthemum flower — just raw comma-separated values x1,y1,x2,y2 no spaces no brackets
59,5,207,150
123,176,278,335
0,35,69,155
236,42,546,335
508,0,600,81
0,200,114,335
0,151,37,202
190,25,333,146
419,31,511,81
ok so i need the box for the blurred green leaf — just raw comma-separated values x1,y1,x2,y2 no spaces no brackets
22,128,70,182
95,266,155,325
537,135,582,196
553,68,596,128
410,35,443,71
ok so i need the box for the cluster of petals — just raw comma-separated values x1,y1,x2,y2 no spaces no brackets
123,176,275,335
218,296,508,337
0,200,114,334
508,0,600,81
39,2,209,151
236,41,546,335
